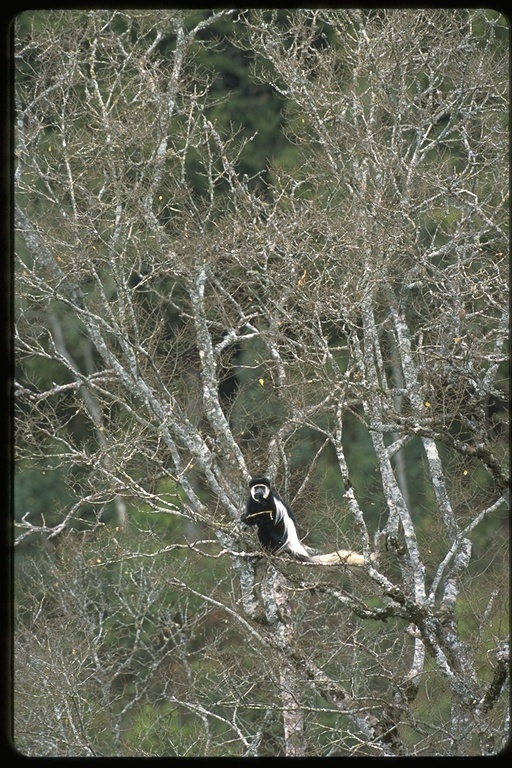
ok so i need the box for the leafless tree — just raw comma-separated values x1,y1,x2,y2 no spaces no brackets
14,9,508,756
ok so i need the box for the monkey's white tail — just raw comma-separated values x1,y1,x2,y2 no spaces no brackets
308,549,377,567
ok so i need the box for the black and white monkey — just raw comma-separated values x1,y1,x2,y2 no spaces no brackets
241,477,375,567
241,477,311,560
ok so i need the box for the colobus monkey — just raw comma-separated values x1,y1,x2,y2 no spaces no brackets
241,477,311,560
241,477,375,567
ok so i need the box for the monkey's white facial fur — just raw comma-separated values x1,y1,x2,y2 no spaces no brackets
250,484,270,501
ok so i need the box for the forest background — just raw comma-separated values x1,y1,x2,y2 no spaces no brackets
13,8,509,757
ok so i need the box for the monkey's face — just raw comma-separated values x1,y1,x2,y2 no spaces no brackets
250,483,270,502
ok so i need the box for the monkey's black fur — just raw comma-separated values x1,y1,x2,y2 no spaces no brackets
241,477,310,559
